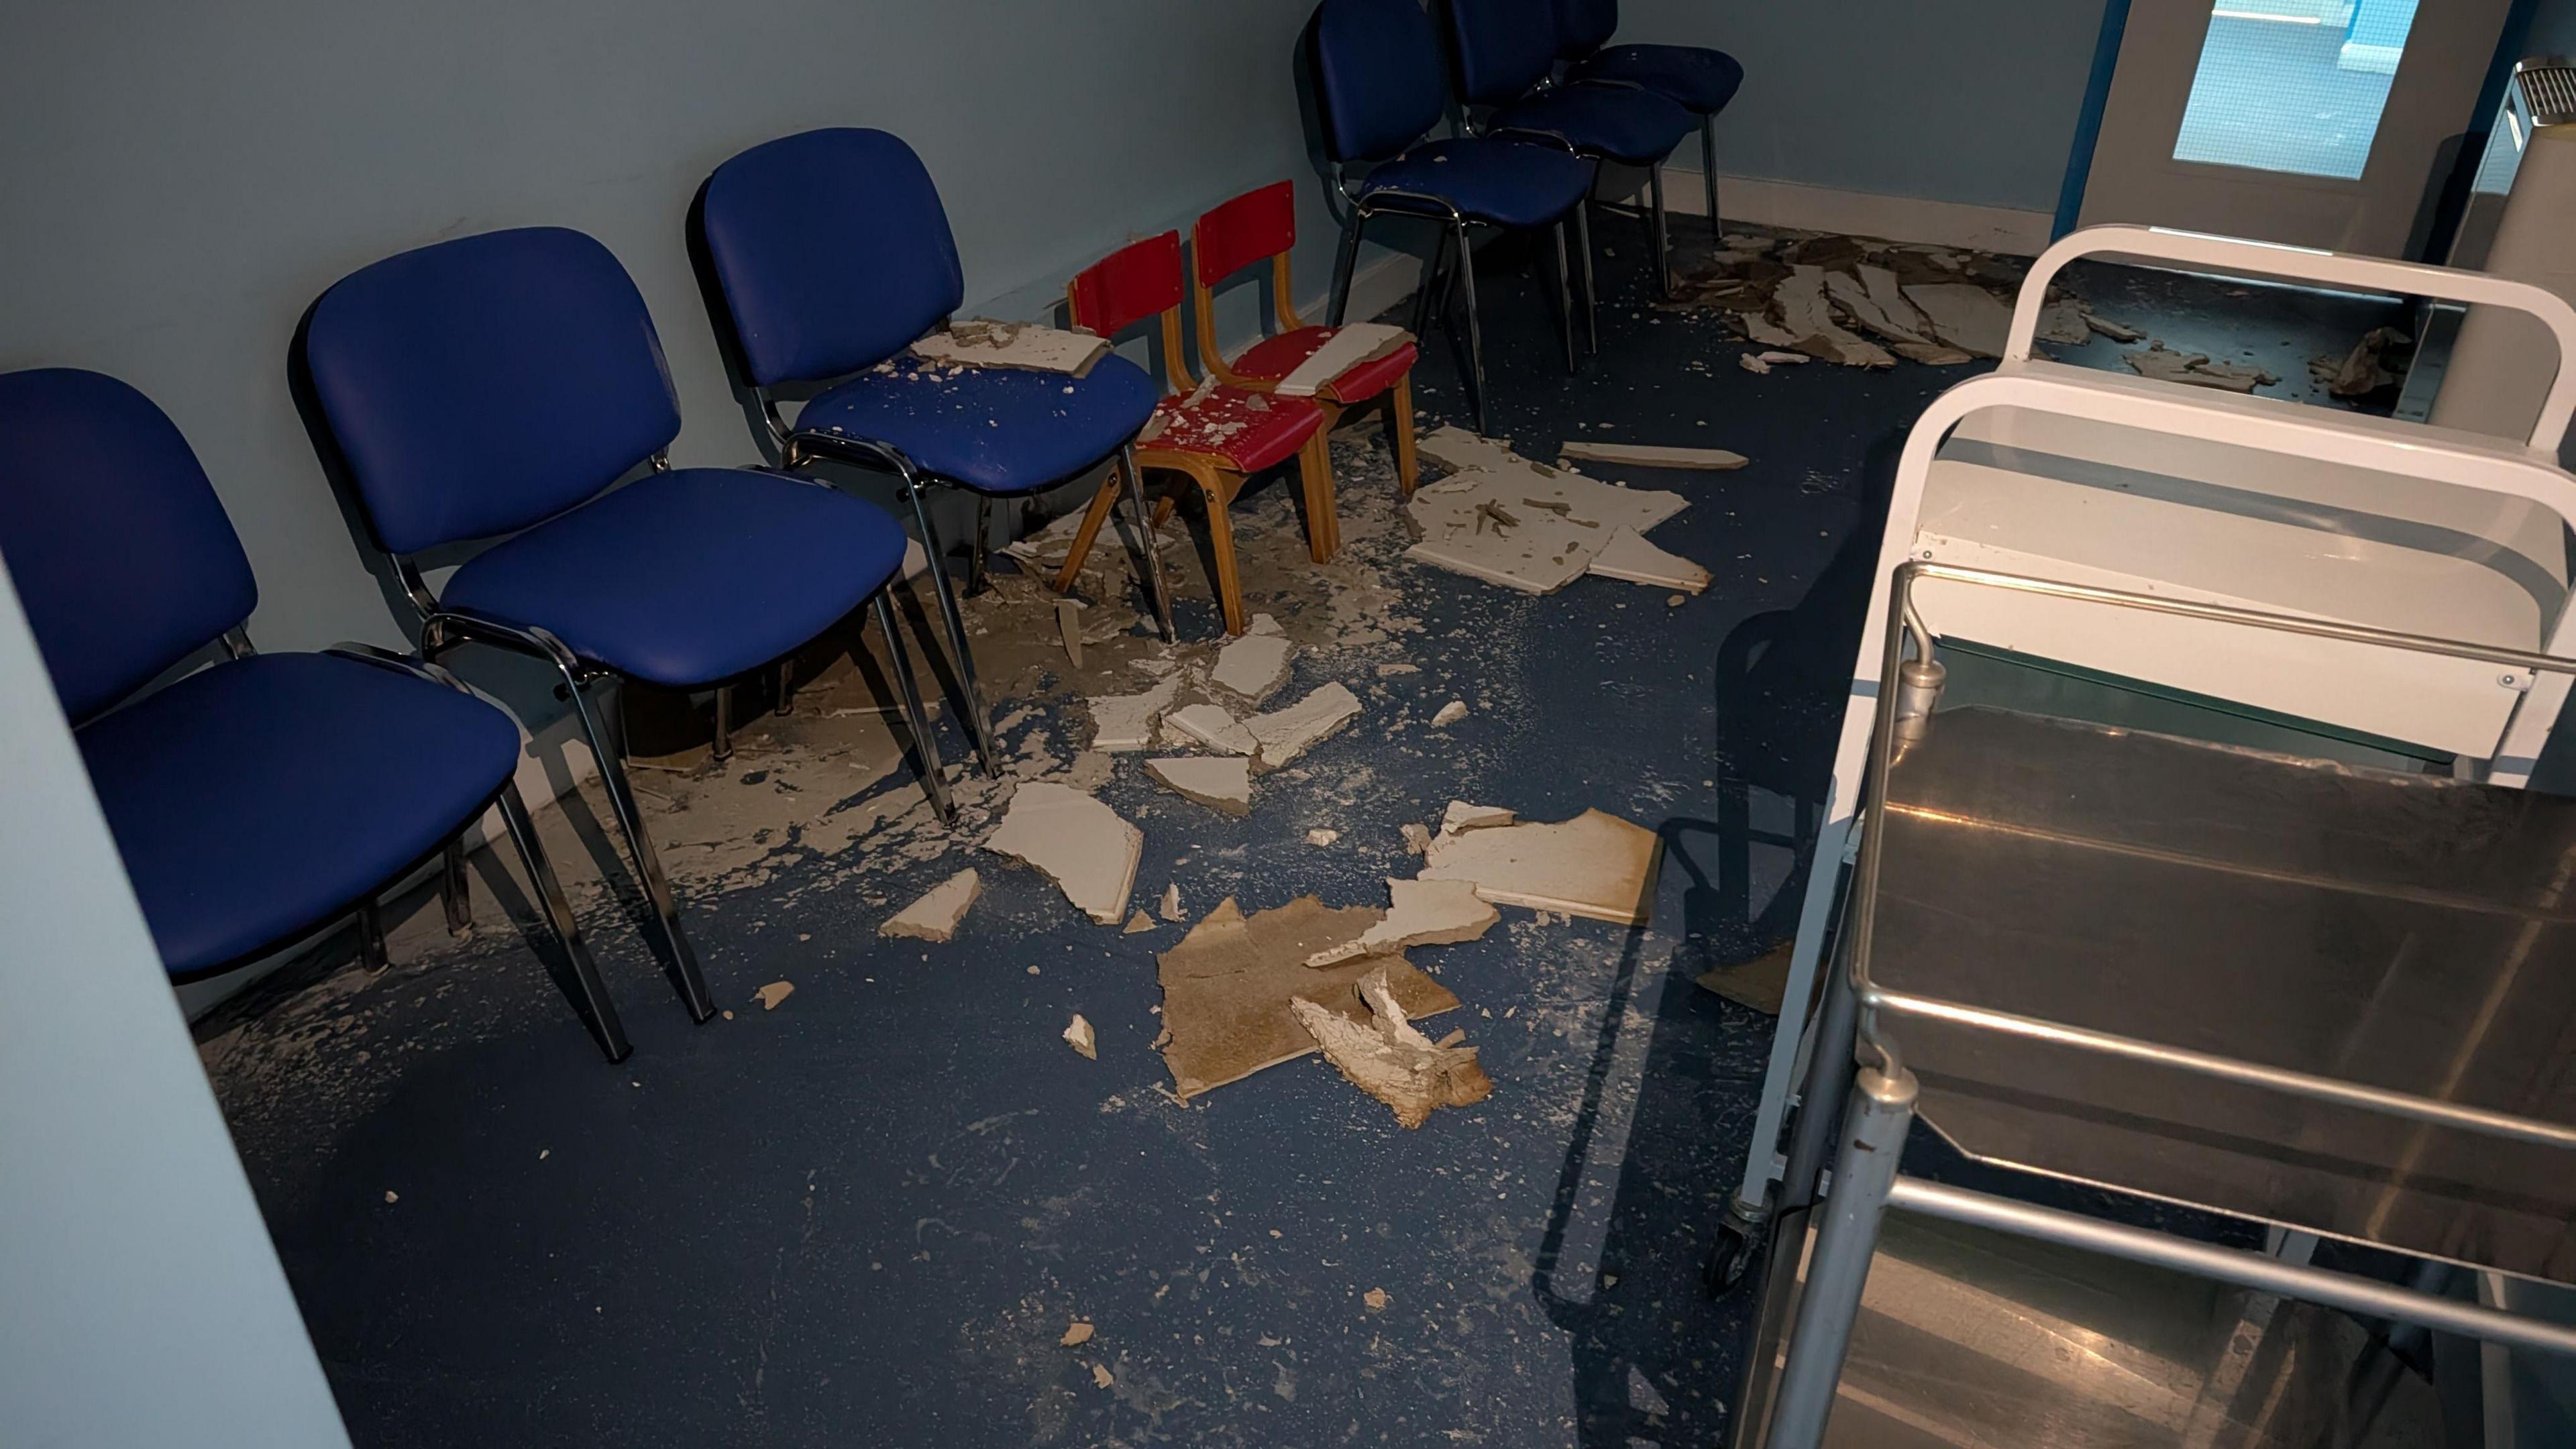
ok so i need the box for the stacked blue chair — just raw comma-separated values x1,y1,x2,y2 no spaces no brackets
1310,0,1599,432
696,127,1176,733
1554,0,1745,238
0,367,631,1061
1444,0,1697,307
301,226,954,1026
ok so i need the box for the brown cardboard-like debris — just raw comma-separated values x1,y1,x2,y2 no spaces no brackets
2125,342,2275,392
1157,897,1459,1100
1555,441,1749,472
1055,598,1085,667
1124,910,1157,934
1419,808,1663,926
2319,325,2412,398
1587,527,1711,592
880,868,982,942
984,782,1142,925
1304,877,1501,966
1064,1013,1097,1059
1244,682,1362,769
1430,700,1468,728
1290,966,1493,1128
1273,322,1410,396
753,981,795,1010
1061,1320,1095,1347
910,319,1110,376
1145,755,1252,815
1695,937,1796,1015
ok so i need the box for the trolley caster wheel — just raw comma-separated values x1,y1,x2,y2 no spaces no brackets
1703,1222,1758,1299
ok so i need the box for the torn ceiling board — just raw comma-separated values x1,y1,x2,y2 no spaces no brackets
1419,808,1664,926
1890,342,1976,367
1086,676,1182,753
1554,442,1748,472
1857,266,1939,338
1145,755,1253,816
2083,312,2144,343
1305,877,1501,966
1404,506,1603,594
1291,966,1492,1128
1900,283,2014,359
2034,299,2091,346
1243,682,1362,769
1772,266,1895,368
983,781,1142,926
1587,527,1711,593
1156,896,1459,1100
1409,462,1685,544
1210,630,1293,704
880,867,983,942
2124,342,2276,392
1162,702,1256,755
1414,425,1589,485
1822,269,1931,347
1272,323,1410,397
910,320,1110,376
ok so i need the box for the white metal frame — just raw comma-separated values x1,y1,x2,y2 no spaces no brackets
1728,225,2576,1226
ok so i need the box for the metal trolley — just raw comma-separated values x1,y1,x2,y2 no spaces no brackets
1731,560,2576,1448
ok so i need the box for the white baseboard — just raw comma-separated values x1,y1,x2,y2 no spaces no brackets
1613,164,2055,257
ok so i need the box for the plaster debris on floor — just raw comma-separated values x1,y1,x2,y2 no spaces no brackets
1161,701,1256,755
1242,682,1362,769
983,780,1142,925
1291,965,1493,1129
1271,322,1409,396
1060,1320,1095,1348
1085,675,1181,751
752,980,796,1011
1554,441,1748,472
1418,807,1664,926
1157,882,1183,922
2314,325,2413,398
1209,617,1293,702
1438,800,1515,835
1304,877,1499,967
1405,427,1697,594
2125,341,2279,392
1589,527,1712,593
1144,755,1253,816
1062,1013,1096,1060
879,867,983,942
909,317,1111,376
1430,699,1468,728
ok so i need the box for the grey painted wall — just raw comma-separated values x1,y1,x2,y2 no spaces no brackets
1621,0,2113,213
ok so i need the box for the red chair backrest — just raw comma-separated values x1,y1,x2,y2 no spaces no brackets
1067,231,1183,337
1193,182,1297,288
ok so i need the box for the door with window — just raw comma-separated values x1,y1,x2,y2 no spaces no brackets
2078,0,2512,254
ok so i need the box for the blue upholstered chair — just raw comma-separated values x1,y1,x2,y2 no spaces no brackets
0,367,631,1061
1310,0,1598,432
696,127,1175,747
1554,0,1745,238
1444,0,1697,305
301,226,953,1026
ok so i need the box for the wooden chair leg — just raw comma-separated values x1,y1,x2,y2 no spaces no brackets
1200,470,1250,636
1300,432,1340,563
1050,471,1125,593
1389,373,1419,498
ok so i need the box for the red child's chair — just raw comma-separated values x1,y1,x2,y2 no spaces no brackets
1193,181,1420,521
1055,231,1336,637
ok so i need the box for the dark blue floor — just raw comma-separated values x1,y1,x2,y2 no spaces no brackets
203,222,2402,1448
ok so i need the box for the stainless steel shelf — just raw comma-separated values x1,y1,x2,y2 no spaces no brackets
1870,706,2576,1284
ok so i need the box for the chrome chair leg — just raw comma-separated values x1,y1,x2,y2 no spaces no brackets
494,783,631,1063
1328,212,1367,327
966,495,994,596
1573,204,1599,356
1410,227,1456,341
1701,114,1723,240
357,898,388,972
712,683,734,763
1648,167,1673,301
895,468,1003,775
440,839,472,936
566,676,716,1022
775,657,794,717
1548,222,1578,376
1454,221,1489,435
873,591,955,820
1122,445,1177,643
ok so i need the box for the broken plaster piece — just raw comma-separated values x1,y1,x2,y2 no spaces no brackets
910,321,1110,376
1291,966,1493,1129
1737,354,1771,376
753,981,795,1010
879,868,983,943
1087,676,1181,753
1401,822,1434,855
2125,342,2275,392
1430,700,1468,729
984,781,1143,926
1901,283,2015,359
1159,883,1184,922
1419,808,1664,926
1587,527,1711,593
2035,298,2091,346
1145,755,1253,816
1211,627,1293,704
1439,801,1516,835
1554,441,1748,472
1061,1321,1096,1347
1064,1013,1097,1059
1771,266,1894,368
1163,702,1256,755
1272,322,1410,397
1303,877,1501,967
1055,598,1085,667
1244,682,1362,769
1124,910,1156,934
1305,828,1340,847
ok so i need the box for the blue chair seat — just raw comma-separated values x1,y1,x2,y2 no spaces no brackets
1571,45,1746,115
441,466,908,688
1490,82,1695,165
794,353,1160,496
1356,137,1596,229
79,653,523,975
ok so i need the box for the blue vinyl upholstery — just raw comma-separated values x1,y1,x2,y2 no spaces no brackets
1573,46,1745,114
1491,81,1693,165
1352,137,1596,227
1446,0,1562,105
304,227,684,557
1556,0,1620,54
1311,0,1452,162
0,368,258,724
440,466,909,688
700,129,967,388
794,357,1160,496
81,653,522,975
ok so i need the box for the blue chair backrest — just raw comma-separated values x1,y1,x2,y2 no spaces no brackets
304,227,683,557
1311,0,1449,163
0,368,258,724
1555,0,1619,58
700,128,965,390
1446,0,1560,106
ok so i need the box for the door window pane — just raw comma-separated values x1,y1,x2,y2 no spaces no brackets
2170,0,2421,180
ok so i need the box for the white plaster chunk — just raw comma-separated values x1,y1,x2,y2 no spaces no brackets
1305,828,1340,847
1305,878,1501,967
1159,882,1184,921
879,867,983,943
1210,630,1293,704
1145,755,1253,816
1587,527,1711,593
1247,612,1285,637
1272,322,1410,397
1770,267,1895,368
1439,801,1516,836
1063,1013,1097,1059
1289,967,1491,1129
1163,702,1256,755
1243,682,1363,769
1419,808,1664,926
1087,676,1182,753
1555,442,1748,472
2035,298,2091,346
910,319,1110,375
1821,268,1931,346
984,781,1142,926
1901,283,2015,359
1430,700,1468,728
1738,354,1771,375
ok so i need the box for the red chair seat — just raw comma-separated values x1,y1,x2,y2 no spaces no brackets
1232,327,1419,405
1138,386,1325,472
